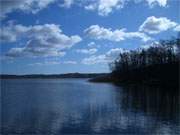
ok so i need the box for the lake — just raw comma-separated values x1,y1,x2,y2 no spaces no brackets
1,79,179,134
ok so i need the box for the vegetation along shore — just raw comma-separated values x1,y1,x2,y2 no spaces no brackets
90,34,180,87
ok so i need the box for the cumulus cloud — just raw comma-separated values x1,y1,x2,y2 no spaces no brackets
0,0,170,19
84,0,125,16
29,60,77,66
29,61,61,66
82,55,107,65
87,42,101,48
76,48,98,54
84,0,168,16
6,46,67,58
174,25,180,32
0,0,56,19
1,23,82,58
82,48,127,65
140,41,160,50
87,42,95,47
29,60,78,66
144,0,168,7
139,16,177,34
1,24,30,42
106,48,127,60
59,0,74,8
63,61,77,64
84,25,151,42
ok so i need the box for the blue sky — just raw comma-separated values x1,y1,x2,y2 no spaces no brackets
0,0,180,74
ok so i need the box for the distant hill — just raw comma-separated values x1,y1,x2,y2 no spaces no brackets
0,73,108,79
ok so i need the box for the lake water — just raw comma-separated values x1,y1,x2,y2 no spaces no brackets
1,79,179,134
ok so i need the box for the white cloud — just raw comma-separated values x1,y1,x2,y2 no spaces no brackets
0,0,169,19
87,42,94,47
140,41,160,49
60,0,74,8
63,61,77,64
82,54,107,65
29,60,77,66
84,0,168,16
29,61,61,66
106,48,127,60
0,0,56,19
140,40,178,54
0,24,30,42
174,25,180,32
87,42,101,48
76,48,98,54
85,0,125,16
82,48,127,65
6,47,66,58
145,0,168,7
139,16,177,34
2,23,82,58
84,25,151,42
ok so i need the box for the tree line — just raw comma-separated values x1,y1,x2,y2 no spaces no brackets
110,33,180,74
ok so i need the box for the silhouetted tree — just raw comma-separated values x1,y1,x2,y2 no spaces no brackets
110,34,180,75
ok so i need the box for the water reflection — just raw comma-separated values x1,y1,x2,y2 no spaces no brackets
119,85,179,121
115,85,180,135
1,79,179,134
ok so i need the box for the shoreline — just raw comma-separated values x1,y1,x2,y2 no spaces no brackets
0,73,108,79
89,63,179,88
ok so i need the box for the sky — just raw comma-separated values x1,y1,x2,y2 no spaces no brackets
0,0,180,74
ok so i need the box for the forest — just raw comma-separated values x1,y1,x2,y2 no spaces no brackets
109,33,180,86
110,34,180,73
91,33,180,86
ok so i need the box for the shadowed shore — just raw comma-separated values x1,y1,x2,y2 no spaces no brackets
91,35,180,88
89,62,179,87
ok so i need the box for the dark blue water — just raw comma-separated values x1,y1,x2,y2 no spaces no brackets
1,79,179,134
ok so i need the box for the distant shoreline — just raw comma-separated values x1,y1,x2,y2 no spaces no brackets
1,63,179,88
0,73,108,79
